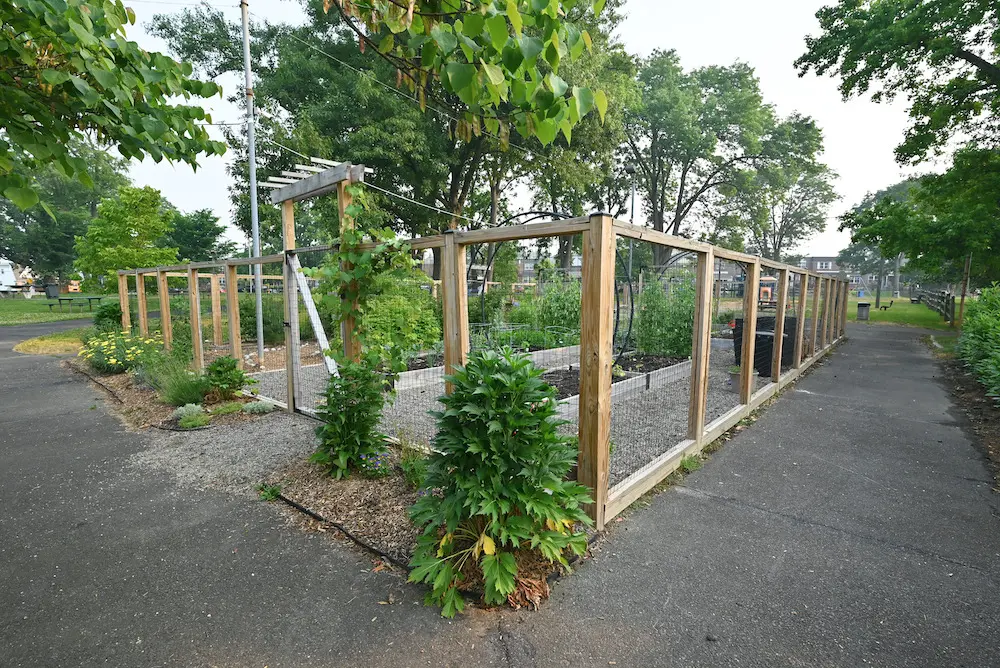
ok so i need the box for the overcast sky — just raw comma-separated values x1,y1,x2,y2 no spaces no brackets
128,0,928,257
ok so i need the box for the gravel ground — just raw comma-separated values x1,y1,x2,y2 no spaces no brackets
131,411,317,494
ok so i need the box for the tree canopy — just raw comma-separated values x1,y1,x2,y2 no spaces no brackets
0,0,226,211
162,208,237,262
74,185,179,287
796,0,1000,163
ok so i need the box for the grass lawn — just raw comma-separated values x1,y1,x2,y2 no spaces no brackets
925,332,961,359
12,326,92,355
845,296,955,331
0,294,114,326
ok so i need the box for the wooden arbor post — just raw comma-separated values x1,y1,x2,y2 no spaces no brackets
771,268,789,383
792,272,808,368
187,267,204,370
282,199,300,413
440,230,469,392
809,275,822,357
117,272,131,332
740,260,761,404
226,263,242,368
136,272,149,337
157,269,173,350
688,249,714,443
577,213,615,530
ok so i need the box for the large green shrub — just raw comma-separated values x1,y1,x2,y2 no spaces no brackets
78,330,162,373
408,348,592,617
538,277,582,331
635,278,696,357
960,285,1000,401
93,301,123,332
312,352,391,479
204,356,256,400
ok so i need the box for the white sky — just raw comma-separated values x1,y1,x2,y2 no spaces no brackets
127,0,929,257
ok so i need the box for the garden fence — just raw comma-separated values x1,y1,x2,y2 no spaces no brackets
115,163,849,530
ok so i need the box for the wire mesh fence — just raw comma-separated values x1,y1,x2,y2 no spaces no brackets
465,234,584,443
608,239,700,489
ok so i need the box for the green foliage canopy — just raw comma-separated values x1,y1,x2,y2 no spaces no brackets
796,0,1000,162
74,185,179,287
0,0,225,210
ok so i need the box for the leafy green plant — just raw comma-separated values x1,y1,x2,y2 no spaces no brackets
959,285,1000,401
93,301,123,332
172,403,205,421
400,445,430,490
78,330,163,373
204,356,256,401
538,277,582,331
256,482,282,501
636,278,696,357
243,400,275,415
210,401,244,416
178,412,211,429
408,348,592,618
142,356,209,406
312,351,391,479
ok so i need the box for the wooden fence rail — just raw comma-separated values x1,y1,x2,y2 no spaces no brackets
115,211,848,530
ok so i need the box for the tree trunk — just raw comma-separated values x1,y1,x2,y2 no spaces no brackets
874,265,884,310
893,253,901,297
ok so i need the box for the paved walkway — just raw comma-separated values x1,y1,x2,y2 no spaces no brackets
1,322,998,666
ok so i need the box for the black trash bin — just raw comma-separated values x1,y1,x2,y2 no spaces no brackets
733,316,796,377
44,283,60,299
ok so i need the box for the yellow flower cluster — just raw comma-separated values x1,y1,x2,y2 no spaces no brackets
79,330,164,374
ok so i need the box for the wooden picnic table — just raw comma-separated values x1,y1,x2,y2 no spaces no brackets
47,296,103,312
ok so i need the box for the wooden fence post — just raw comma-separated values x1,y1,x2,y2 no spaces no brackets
136,272,149,337
226,263,243,369
157,269,173,350
809,275,821,358
187,267,204,370
740,260,761,404
578,213,615,530
441,231,469,392
840,282,849,338
210,274,223,346
337,181,361,362
688,249,714,443
117,272,131,332
793,273,808,368
825,279,836,346
282,199,299,413
771,268,789,383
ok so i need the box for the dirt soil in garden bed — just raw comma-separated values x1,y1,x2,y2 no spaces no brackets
940,359,1000,489
65,358,262,431
405,355,442,371
543,368,634,400
614,354,687,374
272,454,421,565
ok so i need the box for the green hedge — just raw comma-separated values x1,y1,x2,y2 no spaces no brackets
960,285,1000,401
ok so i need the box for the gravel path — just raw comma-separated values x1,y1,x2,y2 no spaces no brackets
131,412,317,493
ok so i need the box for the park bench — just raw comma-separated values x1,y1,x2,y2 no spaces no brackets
46,296,103,313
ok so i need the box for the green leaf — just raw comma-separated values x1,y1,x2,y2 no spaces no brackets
444,62,477,95
485,14,509,51
534,117,558,145
572,85,595,118
431,24,458,55
546,73,568,97
594,89,608,123
593,0,607,15
462,12,485,38
482,63,505,86
3,186,39,210
519,36,544,63
41,69,70,86
505,0,523,36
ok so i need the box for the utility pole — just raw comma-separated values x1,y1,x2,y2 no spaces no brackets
241,0,264,363
893,252,901,298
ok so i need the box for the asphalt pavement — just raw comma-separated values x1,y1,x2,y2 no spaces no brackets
1,321,997,667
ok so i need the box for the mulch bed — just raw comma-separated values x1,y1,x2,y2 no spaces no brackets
614,354,687,374
66,358,262,431
244,343,325,371
941,359,1000,489
273,454,421,565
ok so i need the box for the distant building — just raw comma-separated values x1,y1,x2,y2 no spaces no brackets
800,255,903,292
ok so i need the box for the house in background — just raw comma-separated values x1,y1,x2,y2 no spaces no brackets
799,255,902,293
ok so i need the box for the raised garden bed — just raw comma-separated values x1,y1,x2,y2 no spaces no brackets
614,353,687,374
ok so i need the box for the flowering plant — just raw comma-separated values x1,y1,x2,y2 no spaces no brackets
357,450,393,479
79,331,162,374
